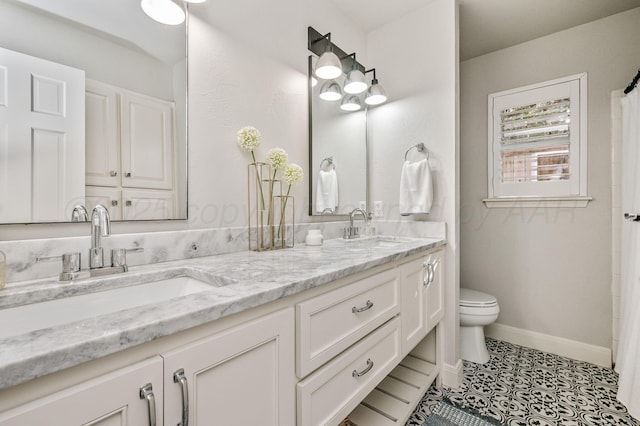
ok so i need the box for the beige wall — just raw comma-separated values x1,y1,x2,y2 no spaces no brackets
460,7,640,349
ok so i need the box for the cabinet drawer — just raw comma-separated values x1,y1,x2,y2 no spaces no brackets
297,317,401,426
296,268,400,377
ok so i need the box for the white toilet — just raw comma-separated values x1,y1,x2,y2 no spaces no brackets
459,288,499,364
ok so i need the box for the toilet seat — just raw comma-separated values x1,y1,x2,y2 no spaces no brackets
460,288,498,308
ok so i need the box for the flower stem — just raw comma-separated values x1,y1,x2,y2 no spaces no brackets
266,169,278,235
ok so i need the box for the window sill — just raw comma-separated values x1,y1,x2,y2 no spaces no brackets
483,196,593,208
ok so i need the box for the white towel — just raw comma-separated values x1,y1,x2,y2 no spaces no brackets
399,159,433,215
316,169,339,213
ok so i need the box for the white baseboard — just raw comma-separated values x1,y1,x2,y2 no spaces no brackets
485,323,612,367
440,359,463,389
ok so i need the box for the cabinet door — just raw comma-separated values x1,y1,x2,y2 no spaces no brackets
425,249,445,333
85,80,119,187
120,91,174,190
163,309,295,426
400,257,427,356
85,186,122,220
122,189,174,220
0,357,162,426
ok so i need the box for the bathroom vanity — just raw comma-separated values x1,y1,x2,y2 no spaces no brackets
0,236,445,425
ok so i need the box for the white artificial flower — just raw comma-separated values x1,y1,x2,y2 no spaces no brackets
236,126,262,152
266,148,288,171
283,163,304,186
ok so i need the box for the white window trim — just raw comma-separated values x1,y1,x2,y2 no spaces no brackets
485,73,591,208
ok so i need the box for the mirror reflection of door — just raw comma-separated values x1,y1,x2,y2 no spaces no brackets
0,47,85,223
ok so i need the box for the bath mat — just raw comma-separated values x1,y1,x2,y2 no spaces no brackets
422,399,504,426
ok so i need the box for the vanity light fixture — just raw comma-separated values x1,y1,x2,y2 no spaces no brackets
310,33,343,80
319,80,343,101
343,53,368,95
340,95,362,111
364,68,387,106
141,0,207,25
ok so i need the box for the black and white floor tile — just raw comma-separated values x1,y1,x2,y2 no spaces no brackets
405,338,639,426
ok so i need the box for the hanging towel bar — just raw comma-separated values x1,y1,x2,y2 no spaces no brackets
404,143,429,161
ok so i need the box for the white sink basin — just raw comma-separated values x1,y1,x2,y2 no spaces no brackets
0,276,213,340
344,236,414,251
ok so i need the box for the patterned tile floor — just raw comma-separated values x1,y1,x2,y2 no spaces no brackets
405,338,639,425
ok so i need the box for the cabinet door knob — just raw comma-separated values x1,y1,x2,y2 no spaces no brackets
111,200,118,207
352,300,374,314
139,383,157,426
125,172,132,177
173,368,189,426
352,358,374,378
126,200,132,206
109,170,117,177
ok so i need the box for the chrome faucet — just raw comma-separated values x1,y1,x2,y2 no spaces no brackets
344,208,369,239
89,204,111,269
70,204,88,222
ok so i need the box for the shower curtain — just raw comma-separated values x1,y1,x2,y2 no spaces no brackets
617,87,640,420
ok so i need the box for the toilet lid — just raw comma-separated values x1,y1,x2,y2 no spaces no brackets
460,288,497,307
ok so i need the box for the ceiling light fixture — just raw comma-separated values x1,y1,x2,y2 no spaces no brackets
364,68,387,106
141,0,208,25
319,80,343,101
141,0,185,25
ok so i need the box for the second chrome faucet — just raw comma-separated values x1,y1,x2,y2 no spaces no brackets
89,204,111,270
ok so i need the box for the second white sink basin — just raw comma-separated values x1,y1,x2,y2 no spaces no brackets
0,276,214,340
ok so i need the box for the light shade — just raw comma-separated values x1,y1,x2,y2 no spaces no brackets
141,0,185,25
319,80,343,101
340,95,362,111
344,69,368,94
365,80,387,105
315,51,342,80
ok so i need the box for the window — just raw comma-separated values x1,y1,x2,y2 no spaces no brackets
486,73,590,207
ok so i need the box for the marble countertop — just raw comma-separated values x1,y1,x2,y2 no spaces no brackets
0,236,445,390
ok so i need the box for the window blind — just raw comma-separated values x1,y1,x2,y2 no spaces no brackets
499,98,571,183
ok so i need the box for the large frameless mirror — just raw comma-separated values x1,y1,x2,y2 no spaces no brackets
0,0,187,224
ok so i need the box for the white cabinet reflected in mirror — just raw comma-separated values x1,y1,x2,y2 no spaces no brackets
308,56,367,216
0,0,187,224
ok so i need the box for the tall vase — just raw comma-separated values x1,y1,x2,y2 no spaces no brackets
248,162,274,251
274,194,295,249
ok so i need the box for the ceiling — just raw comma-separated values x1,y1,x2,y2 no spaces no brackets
328,0,640,61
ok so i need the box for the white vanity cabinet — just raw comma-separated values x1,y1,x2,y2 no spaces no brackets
0,357,163,426
400,248,445,356
0,242,446,426
162,308,295,426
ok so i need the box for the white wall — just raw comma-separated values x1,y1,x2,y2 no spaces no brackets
460,8,640,351
367,0,459,378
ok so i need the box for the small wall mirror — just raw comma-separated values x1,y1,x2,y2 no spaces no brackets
0,0,187,224
308,54,368,216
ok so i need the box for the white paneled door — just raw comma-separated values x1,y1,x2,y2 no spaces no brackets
0,47,85,223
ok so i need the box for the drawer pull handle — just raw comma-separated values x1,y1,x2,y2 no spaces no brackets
352,300,374,314
139,383,157,426
173,368,189,426
352,358,374,378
